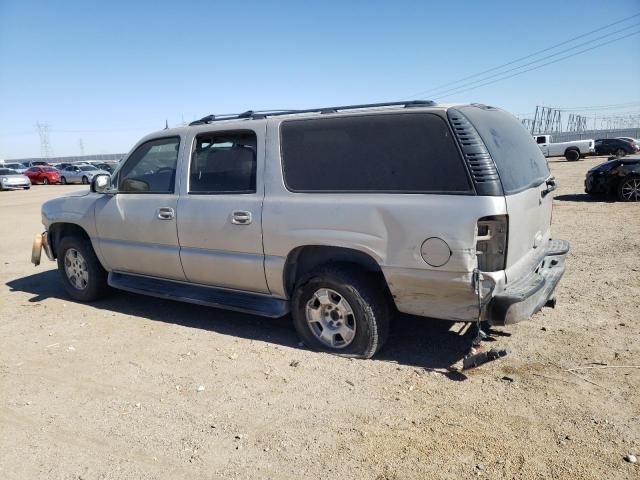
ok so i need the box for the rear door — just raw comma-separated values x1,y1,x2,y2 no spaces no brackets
459,106,553,280
176,126,268,293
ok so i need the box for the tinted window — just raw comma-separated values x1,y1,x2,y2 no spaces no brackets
536,136,546,144
118,137,180,193
459,106,550,194
43,167,57,172
189,131,257,194
281,113,470,193
0,168,16,174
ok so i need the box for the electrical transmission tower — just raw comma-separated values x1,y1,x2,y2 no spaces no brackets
530,106,563,134
36,121,54,161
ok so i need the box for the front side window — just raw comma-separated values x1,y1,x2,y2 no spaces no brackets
189,130,257,194
118,137,180,193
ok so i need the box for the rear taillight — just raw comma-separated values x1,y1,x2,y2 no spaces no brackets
476,215,508,271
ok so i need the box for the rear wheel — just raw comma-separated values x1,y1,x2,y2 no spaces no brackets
617,175,640,202
616,148,626,157
60,176,67,184
42,177,49,185
291,266,389,359
82,176,89,184
565,149,580,161
57,235,110,302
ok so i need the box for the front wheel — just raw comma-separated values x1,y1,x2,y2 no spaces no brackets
616,148,626,157
60,176,67,185
57,236,110,302
81,176,89,184
618,175,640,202
42,177,49,185
291,266,389,359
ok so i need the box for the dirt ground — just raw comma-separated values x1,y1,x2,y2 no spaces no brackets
0,155,638,480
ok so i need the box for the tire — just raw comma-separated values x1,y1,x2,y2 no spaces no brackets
42,177,49,185
56,235,110,302
82,176,89,184
617,175,640,202
291,266,390,359
565,149,580,161
60,176,67,185
615,149,626,157
23,186,30,190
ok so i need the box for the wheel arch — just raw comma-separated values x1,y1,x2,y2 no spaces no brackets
282,245,391,299
48,222,92,259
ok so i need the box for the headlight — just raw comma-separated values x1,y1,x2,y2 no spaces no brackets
1,177,7,182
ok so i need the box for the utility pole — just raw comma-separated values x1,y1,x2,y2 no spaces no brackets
36,121,53,161
79,138,85,156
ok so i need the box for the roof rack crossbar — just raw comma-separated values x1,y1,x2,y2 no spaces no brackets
188,100,435,125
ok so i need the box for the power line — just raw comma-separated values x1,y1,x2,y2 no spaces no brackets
420,23,639,100
431,29,640,100
404,12,640,99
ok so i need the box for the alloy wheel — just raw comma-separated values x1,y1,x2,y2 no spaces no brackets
64,248,89,290
305,288,356,348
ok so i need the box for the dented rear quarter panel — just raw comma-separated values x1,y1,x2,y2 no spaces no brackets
262,116,507,322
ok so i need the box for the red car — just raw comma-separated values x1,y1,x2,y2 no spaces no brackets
25,166,60,185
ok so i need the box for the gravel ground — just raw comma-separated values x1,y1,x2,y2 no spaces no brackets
1,155,638,479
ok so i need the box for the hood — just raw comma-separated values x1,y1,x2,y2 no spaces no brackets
588,159,620,173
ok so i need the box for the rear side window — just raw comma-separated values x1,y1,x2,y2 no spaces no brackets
459,106,550,194
189,130,257,194
280,113,471,193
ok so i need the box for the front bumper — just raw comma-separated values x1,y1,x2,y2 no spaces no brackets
486,239,569,325
31,231,55,266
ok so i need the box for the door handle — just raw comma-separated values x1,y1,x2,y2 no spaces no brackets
157,207,175,220
231,211,252,225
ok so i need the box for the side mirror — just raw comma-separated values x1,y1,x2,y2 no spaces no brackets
91,174,113,194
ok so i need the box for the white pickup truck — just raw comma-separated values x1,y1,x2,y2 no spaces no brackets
533,134,595,161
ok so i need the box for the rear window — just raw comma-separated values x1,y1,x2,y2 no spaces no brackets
280,113,471,193
459,106,550,194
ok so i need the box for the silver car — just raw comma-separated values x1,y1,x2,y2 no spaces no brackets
59,165,109,185
0,167,31,190
2,163,28,174
33,100,568,359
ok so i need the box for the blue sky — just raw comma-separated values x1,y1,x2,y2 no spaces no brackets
1,0,639,159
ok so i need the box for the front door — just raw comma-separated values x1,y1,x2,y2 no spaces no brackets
176,127,268,293
95,136,186,281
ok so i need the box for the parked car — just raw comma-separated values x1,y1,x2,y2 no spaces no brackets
32,101,569,358
0,167,31,190
2,162,28,173
59,165,110,184
89,162,116,173
25,161,50,168
25,166,60,185
594,138,637,156
617,137,640,151
533,134,595,161
54,163,76,170
585,156,640,201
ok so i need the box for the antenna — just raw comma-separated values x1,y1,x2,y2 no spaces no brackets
36,121,53,161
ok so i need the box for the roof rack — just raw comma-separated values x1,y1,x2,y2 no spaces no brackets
188,100,435,126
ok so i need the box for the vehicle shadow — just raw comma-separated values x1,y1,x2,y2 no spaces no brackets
6,270,481,380
554,193,614,203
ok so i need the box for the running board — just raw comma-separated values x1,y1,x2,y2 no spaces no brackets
108,272,289,318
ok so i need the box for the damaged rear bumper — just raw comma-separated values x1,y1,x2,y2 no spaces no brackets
486,239,569,325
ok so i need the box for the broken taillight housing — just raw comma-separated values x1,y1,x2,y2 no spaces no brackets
476,215,508,271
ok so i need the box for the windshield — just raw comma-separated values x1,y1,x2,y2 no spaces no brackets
458,105,550,194
43,167,58,172
80,166,96,171
0,168,17,175
5,164,24,169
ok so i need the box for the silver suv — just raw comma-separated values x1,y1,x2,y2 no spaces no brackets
32,101,569,358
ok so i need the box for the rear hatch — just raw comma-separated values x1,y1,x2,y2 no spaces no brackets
458,105,553,280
